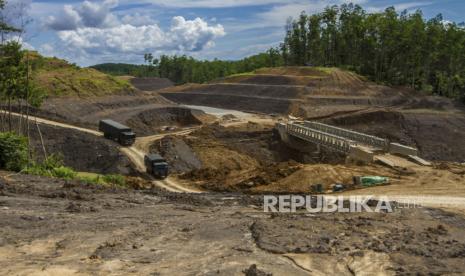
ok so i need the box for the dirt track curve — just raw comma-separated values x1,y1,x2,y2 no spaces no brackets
4,111,202,193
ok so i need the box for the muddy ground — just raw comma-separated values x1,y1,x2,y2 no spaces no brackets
1,173,465,275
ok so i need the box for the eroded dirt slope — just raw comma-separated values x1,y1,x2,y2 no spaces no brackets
29,123,132,175
324,109,465,162
130,77,174,91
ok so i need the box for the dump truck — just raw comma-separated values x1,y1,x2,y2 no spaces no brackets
99,119,136,146
144,154,169,179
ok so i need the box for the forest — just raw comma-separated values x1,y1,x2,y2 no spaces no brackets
92,4,465,102
281,4,465,101
92,49,283,84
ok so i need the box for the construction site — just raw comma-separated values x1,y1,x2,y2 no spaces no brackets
2,66,465,275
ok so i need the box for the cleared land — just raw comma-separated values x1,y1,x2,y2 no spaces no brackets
2,64,465,275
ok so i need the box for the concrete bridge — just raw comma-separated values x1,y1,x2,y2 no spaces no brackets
280,122,356,153
302,121,389,151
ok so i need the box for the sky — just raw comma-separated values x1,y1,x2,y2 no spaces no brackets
3,0,465,66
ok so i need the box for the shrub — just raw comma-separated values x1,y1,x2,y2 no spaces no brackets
52,166,77,180
0,132,29,171
24,154,76,180
102,174,126,187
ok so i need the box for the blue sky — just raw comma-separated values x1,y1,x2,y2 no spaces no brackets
4,0,465,66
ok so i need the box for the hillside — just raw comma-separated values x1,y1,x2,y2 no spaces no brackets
28,52,135,97
90,63,159,78
158,66,465,162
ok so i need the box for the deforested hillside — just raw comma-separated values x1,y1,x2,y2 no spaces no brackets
29,52,135,97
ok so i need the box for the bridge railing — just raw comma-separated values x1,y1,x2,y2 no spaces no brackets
286,123,356,153
302,121,389,150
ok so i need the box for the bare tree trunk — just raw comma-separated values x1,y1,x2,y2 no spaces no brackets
18,99,23,135
8,95,12,132
35,117,47,159
26,52,31,159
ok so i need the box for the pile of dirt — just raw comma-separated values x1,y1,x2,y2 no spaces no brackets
130,77,174,91
29,123,132,175
150,136,202,174
167,124,347,192
126,107,206,136
252,164,396,193
215,74,321,87
324,109,465,162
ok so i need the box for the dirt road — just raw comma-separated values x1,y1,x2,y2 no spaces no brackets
5,111,200,193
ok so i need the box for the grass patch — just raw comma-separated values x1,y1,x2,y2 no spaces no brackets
27,51,135,97
23,154,127,187
76,172,127,187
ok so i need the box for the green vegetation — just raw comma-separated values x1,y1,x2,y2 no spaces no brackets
0,132,28,171
92,49,284,84
93,4,465,102
76,172,127,187
0,132,127,187
23,153,128,187
29,52,134,97
90,63,159,77
281,4,465,101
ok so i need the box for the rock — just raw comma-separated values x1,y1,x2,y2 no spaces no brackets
243,264,272,276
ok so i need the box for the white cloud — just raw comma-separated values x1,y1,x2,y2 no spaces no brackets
45,0,120,30
238,0,369,30
56,17,225,55
45,5,82,31
119,0,285,8
122,13,156,26
365,1,433,13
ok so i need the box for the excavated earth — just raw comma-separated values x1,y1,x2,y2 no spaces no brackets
17,87,210,136
149,123,401,193
29,124,132,175
2,173,465,275
129,77,174,91
159,67,465,163
5,117,131,175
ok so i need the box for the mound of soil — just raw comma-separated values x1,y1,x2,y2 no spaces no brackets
126,107,205,136
130,77,174,91
169,124,347,192
150,136,202,174
29,124,131,175
255,66,329,76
